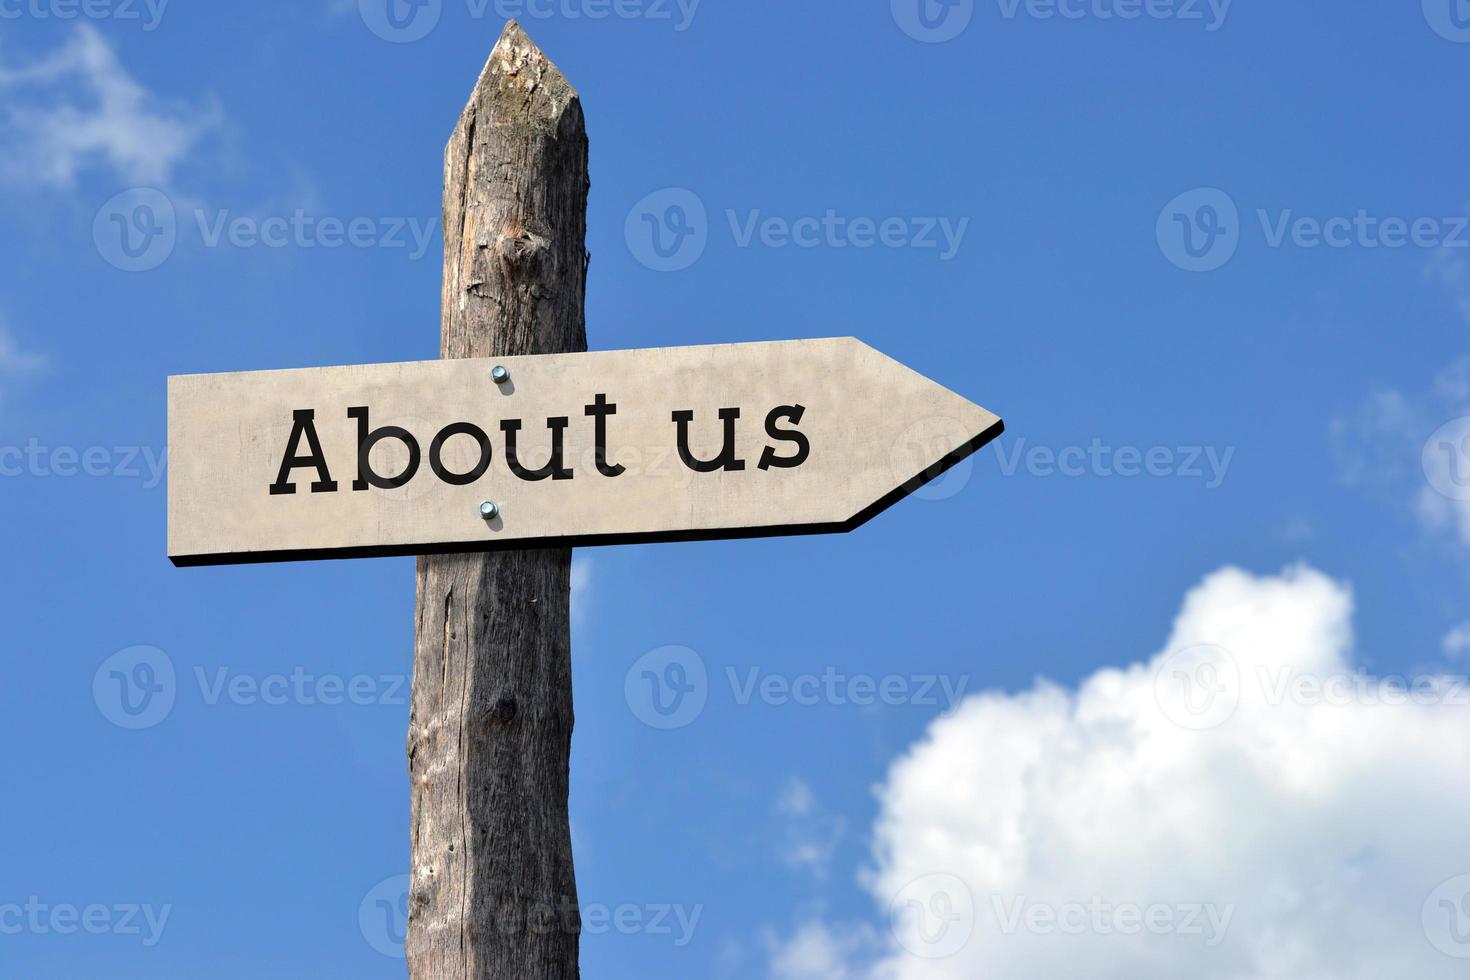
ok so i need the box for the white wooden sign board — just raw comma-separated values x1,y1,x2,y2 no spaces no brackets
167,338,1003,566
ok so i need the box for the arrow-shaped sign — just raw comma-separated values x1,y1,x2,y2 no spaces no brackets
167,338,1003,566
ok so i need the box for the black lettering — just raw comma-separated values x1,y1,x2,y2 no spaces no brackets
758,404,810,471
500,418,574,482
584,394,626,478
672,408,745,473
269,409,338,495
428,422,492,486
349,406,420,491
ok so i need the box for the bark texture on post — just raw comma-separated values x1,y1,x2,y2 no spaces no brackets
408,21,587,980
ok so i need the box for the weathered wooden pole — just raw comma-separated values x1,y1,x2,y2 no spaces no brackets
407,21,587,979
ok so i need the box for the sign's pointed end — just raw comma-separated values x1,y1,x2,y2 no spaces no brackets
848,410,1004,534
841,338,1006,532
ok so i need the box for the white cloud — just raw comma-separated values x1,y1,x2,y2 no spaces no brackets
767,921,869,980
770,564,1470,978
779,777,816,818
0,317,44,411
0,25,218,189
1428,243,1470,324
0,324,44,376
1332,360,1470,548
1444,624,1470,663
1280,516,1314,544
776,777,845,880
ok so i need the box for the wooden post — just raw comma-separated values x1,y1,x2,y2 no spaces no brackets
407,21,587,980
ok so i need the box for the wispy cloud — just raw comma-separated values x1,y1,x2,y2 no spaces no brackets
767,921,869,980
776,777,844,880
571,556,592,624
0,25,219,189
1444,623,1470,662
0,315,45,413
1427,240,1470,324
0,325,44,376
1331,358,1470,548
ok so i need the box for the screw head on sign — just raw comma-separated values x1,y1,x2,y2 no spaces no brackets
491,366,510,385
480,502,500,521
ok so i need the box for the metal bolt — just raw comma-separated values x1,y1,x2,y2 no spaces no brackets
479,501,500,521
491,366,510,385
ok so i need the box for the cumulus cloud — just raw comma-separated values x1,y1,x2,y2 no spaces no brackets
0,25,218,189
770,565,1470,978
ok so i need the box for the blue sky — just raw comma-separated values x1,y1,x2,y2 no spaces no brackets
4,1,1470,977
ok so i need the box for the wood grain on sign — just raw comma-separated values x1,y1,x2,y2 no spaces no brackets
167,337,1003,566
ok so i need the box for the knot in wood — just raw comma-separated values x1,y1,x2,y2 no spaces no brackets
486,695,518,727
496,229,549,273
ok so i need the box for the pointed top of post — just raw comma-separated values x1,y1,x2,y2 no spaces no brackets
455,20,580,138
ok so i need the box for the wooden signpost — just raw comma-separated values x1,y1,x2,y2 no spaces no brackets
167,338,1002,566
167,22,1003,979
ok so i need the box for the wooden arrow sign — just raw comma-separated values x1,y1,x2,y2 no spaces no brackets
167,337,1002,566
